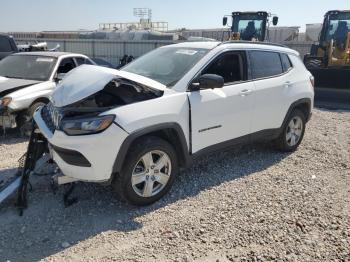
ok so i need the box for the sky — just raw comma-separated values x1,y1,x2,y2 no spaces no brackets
1,0,349,32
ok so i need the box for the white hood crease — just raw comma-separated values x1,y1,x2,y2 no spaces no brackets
52,65,166,107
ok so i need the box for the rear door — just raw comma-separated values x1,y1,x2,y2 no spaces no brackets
188,50,255,153
249,50,293,133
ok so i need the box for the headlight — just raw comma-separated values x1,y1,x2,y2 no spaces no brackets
61,115,115,136
0,97,12,107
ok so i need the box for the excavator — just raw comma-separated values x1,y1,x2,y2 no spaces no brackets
304,10,350,88
222,11,279,41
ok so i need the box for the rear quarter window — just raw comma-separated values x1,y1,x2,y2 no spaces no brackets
249,51,283,79
280,53,293,72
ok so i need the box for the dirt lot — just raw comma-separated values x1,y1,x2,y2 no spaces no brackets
0,108,349,262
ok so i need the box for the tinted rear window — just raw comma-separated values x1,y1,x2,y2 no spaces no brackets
0,36,13,52
249,51,283,79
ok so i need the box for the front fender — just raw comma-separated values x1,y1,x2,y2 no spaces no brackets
7,82,54,111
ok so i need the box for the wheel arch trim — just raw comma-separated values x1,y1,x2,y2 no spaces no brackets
112,122,191,174
282,98,312,129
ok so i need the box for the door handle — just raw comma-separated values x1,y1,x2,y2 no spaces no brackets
284,81,292,88
240,89,253,96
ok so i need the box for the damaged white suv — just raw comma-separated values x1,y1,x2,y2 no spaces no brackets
34,42,314,205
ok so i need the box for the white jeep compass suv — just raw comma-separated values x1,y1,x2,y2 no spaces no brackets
33,41,314,205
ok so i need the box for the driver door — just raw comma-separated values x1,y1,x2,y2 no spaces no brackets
188,51,255,153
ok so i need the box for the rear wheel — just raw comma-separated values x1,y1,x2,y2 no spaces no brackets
275,109,306,152
113,136,178,206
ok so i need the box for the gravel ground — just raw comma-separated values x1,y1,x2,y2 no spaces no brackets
0,108,349,262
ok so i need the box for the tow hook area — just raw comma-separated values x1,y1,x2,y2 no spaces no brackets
51,174,80,207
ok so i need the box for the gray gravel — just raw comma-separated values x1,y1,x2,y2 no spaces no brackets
0,108,349,262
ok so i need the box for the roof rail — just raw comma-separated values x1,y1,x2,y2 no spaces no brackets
220,40,288,48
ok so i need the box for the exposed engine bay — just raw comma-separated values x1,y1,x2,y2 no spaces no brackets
64,78,163,115
48,78,163,124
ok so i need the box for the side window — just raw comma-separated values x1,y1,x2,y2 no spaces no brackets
202,52,246,84
249,51,283,79
280,53,293,72
75,57,93,66
0,36,13,52
57,58,76,74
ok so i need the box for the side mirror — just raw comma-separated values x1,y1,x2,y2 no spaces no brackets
272,16,279,26
223,17,228,26
54,73,66,82
190,74,224,91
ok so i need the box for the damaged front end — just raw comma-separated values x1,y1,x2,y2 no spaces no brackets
0,65,165,214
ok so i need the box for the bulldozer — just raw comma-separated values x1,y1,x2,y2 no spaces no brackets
222,11,279,41
304,10,350,88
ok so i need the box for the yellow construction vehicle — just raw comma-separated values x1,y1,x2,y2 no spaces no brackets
222,11,278,41
304,10,350,88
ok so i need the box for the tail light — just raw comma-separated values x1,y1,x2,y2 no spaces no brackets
309,75,315,88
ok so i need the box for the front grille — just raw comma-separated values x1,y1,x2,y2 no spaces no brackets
41,103,63,133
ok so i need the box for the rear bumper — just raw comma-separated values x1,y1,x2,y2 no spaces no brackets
34,108,129,182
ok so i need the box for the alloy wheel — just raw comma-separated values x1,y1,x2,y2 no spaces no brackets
131,150,172,197
286,116,303,147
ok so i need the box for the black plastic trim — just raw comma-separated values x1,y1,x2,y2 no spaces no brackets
51,144,91,167
112,122,191,174
282,98,312,125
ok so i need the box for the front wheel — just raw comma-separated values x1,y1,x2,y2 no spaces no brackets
113,136,178,206
275,109,306,152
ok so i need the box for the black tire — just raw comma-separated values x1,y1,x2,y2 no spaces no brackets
113,136,179,206
275,109,306,152
304,58,322,69
18,102,46,137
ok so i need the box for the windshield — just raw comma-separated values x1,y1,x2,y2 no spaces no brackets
0,55,57,81
232,15,264,41
121,47,209,87
325,13,350,43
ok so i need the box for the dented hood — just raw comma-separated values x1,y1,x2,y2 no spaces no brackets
52,65,166,107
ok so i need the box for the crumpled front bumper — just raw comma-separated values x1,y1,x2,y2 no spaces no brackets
33,107,129,182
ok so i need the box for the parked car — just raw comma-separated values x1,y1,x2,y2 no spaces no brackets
0,34,18,60
33,41,314,205
0,52,95,134
91,57,114,68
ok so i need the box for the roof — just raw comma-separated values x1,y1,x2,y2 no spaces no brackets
162,41,298,55
161,41,221,50
220,41,299,55
13,51,84,58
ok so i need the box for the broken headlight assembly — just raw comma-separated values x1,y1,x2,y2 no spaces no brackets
61,115,115,136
